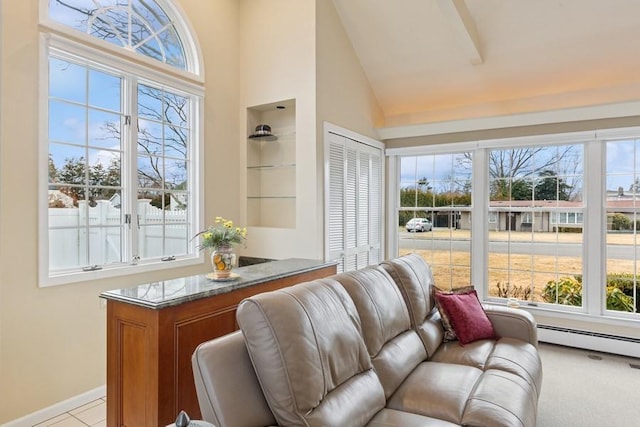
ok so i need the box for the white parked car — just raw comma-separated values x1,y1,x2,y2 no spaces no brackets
405,218,432,232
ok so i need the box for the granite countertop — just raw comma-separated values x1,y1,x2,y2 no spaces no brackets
100,258,336,309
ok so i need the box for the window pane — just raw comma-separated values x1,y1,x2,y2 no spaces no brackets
487,143,584,305
165,93,189,127
89,69,121,111
606,139,640,314
48,195,124,270
136,37,163,62
130,15,154,49
136,83,191,261
88,149,121,189
48,57,124,273
164,124,188,159
164,159,187,189
49,227,88,270
138,155,161,188
137,191,188,258
49,101,86,144
49,57,86,102
49,143,85,183
48,0,97,32
88,110,121,149
398,153,472,289
138,119,163,156
138,85,163,120
132,0,170,30
159,27,186,69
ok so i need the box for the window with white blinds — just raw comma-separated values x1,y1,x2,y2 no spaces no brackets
326,130,383,273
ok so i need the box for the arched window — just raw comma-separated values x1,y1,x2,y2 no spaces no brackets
40,0,203,286
47,0,200,72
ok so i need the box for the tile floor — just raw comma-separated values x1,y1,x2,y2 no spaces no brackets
33,398,106,427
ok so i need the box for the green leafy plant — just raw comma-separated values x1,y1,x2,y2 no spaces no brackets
194,217,247,250
606,286,635,312
543,276,634,312
542,276,582,306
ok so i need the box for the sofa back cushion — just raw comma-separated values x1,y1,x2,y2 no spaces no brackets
380,253,445,357
237,278,386,427
335,266,427,398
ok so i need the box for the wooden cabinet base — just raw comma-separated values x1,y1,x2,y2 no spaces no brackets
106,264,336,427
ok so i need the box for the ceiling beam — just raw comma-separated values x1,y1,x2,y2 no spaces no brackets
436,0,483,65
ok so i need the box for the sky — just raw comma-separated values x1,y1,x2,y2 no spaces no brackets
400,142,640,196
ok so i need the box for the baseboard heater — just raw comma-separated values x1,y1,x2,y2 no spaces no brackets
537,324,640,358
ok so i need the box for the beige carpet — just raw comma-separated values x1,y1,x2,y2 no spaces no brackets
537,343,640,427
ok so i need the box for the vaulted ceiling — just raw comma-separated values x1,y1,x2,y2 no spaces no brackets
332,0,640,129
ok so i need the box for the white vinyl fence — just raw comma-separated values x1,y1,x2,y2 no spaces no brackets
49,199,189,269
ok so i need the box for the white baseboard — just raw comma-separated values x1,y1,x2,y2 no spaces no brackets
1,385,106,427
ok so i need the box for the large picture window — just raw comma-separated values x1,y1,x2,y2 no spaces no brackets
41,0,202,285
391,128,640,320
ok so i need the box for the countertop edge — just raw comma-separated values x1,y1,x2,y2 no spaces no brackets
100,258,337,310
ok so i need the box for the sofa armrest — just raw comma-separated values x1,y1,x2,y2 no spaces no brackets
192,330,276,427
483,305,539,347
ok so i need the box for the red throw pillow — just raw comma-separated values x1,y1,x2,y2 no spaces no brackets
432,286,474,342
434,289,496,345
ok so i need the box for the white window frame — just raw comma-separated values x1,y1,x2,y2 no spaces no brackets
38,3,204,287
387,127,640,327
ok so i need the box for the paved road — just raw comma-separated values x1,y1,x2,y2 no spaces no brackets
399,234,636,259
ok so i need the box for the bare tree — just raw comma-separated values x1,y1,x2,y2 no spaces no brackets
460,145,581,200
52,0,183,65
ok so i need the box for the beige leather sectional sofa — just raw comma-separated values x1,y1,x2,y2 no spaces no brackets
192,254,543,426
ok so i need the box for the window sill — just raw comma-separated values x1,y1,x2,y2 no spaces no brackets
40,256,204,288
489,299,640,331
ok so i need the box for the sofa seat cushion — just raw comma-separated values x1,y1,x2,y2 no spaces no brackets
367,408,459,427
386,362,483,424
431,337,543,398
462,369,538,427
485,338,543,395
237,278,386,427
387,363,538,427
430,338,496,368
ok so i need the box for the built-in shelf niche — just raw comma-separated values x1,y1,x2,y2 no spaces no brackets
246,99,296,228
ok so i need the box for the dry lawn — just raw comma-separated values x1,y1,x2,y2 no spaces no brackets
400,229,638,302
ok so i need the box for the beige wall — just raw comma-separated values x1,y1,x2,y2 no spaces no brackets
316,0,384,138
0,0,242,422
237,0,320,260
